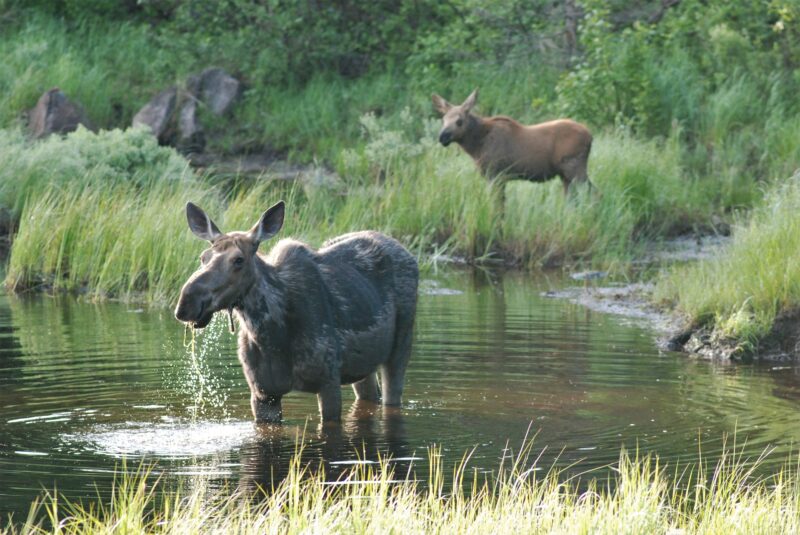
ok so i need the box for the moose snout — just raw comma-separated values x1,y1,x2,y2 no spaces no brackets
438,131,452,146
174,293,210,323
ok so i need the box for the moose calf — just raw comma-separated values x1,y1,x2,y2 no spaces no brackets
432,89,594,195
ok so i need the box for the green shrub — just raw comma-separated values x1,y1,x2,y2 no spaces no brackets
0,126,189,219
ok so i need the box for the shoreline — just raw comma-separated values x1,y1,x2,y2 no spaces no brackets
3,225,793,362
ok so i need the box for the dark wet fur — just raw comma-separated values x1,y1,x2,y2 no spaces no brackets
235,231,418,423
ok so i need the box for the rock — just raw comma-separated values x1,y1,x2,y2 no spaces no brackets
132,87,177,140
28,88,91,138
177,97,205,154
662,328,693,352
570,270,608,281
187,67,240,116
298,167,343,191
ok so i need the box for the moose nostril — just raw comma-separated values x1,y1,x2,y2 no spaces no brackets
439,132,451,145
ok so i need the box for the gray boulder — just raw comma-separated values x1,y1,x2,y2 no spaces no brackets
28,88,91,138
187,67,241,116
177,96,205,153
132,86,177,140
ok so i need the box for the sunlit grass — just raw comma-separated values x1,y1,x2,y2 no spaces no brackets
4,441,799,534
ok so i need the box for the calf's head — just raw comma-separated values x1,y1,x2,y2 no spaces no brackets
432,88,478,147
174,201,285,329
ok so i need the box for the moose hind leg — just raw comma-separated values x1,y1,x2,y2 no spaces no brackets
381,315,414,406
560,150,595,193
352,373,381,402
317,382,343,423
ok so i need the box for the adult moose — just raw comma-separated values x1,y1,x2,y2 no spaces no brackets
432,89,594,195
174,201,418,424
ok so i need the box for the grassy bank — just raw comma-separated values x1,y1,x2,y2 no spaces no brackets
5,443,798,534
655,172,800,352
2,123,740,304
3,5,800,329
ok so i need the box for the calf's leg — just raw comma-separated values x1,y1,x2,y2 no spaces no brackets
560,150,597,194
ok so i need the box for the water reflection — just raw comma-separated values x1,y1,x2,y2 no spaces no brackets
237,402,413,494
4,270,800,518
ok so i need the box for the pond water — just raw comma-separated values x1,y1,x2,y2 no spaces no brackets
3,269,800,517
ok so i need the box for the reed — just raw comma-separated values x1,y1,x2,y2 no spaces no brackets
4,441,797,534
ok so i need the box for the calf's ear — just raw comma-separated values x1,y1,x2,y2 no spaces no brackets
431,93,452,115
462,88,479,112
186,202,222,242
250,200,285,246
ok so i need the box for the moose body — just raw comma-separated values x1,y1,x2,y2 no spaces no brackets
433,89,593,193
174,201,418,424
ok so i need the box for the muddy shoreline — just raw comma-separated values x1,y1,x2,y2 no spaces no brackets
552,234,800,362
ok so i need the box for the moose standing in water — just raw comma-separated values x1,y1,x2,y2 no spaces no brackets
432,89,594,195
174,201,418,424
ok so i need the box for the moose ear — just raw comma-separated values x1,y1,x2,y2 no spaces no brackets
462,88,479,112
186,202,222,242
250,200,285,245
431,93,452,115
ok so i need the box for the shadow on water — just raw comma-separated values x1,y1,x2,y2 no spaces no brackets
4,268,800,517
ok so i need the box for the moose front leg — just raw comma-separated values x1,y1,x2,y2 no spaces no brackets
317,382,342,423
251,393,282,424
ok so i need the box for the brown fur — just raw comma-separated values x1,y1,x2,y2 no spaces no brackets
432,89,593,194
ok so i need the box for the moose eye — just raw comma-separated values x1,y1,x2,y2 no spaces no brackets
233,257,245,267
456,118,463,127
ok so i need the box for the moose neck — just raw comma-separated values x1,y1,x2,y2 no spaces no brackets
457,114,491,159
235,257,287,342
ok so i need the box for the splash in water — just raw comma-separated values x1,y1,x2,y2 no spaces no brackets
164,314,237,420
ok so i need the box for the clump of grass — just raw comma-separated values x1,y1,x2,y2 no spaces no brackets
655,172,800,344
503,129,717,266
5,178,221,303
6,441,799,534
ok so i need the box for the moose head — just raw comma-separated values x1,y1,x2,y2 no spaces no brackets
174,201,285,329
431,88,479,147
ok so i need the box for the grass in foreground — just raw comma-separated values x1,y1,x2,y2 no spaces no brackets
655,171,800,348
4,441,799,534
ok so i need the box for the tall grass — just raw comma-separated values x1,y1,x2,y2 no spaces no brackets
5,441,799,534
3,120,751,303
655,172,800,345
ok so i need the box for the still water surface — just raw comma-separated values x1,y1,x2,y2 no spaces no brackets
3,269,800,516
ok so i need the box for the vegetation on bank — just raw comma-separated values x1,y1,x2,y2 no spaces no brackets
5,442,799,534
2,1,800,346
656,172,800,350
2,123,733,303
